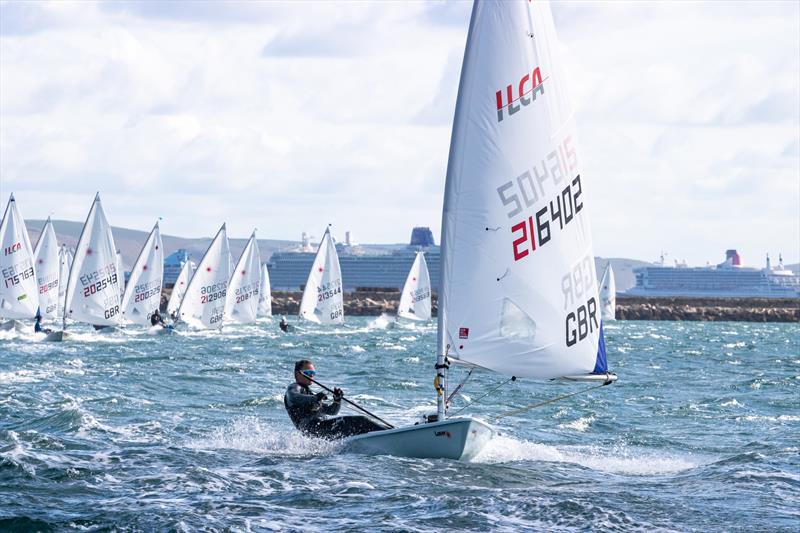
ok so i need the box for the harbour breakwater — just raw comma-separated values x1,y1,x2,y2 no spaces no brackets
160,289,799,322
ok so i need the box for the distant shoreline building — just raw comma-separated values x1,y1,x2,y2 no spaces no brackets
627,250,800,298
268,227,440,291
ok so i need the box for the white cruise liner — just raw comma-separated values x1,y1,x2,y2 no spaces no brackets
627,250,799,298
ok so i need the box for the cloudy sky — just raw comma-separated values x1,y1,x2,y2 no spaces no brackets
0,0,797,267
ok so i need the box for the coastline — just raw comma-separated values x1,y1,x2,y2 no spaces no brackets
160,289,799,322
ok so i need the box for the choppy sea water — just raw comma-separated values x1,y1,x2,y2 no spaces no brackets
1,318,798,532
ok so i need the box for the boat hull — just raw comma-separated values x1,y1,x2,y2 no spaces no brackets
0,320,17,331
343,417,493,461
43,330,66,342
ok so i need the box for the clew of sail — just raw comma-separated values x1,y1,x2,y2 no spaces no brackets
224,230,261,324
0,194,39,320
177,224,232,329
397,251,432,321
257,263,272,318
33,217,61,319
298,227,344,324
121,222,164,325
599,263,616,322
63,193,123,327
166,259,196,318
437,0,608,381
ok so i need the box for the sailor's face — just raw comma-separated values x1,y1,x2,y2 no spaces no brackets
297,364,316,385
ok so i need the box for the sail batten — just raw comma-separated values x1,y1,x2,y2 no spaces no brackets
438,1,606,381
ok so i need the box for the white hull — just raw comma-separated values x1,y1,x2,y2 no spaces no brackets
0,320,17,331
43,330,66,342
343,417,494,461
148,325,176,336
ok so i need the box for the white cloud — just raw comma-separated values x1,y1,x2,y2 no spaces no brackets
0,0,797,266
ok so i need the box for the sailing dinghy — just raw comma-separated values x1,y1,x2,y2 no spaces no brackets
257,263,272,318
176,224,232,329
344,0,615,461
224,230,261,324
599,263,616,321
298,226,344,325
33,217,61,322
121,222,164,327
46,194,123,341
166,258,196,320
0,194,39,330
396,251,432,322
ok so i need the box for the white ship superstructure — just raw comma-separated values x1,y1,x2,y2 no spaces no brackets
627,250,799,298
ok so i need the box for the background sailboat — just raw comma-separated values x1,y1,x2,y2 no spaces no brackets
167,259,196,320
599,263,617,321
47,194,122,340
346,0,615,460
33,217,61,321
224,230,261,324
298,226,344,325
177,224,232,329
396,251,432,322
121,222,164,326
257,263,272,318
0,195,39,329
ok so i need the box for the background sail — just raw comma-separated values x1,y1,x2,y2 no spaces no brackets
0,195,39,320
257,263,272,318
438,0,604,380
178,224,231,329
599,264,616,322
299,227,344,324
64,194,123,327
167,259,196,318
57,246,72,318
121,222,164,325
397,252,432,321
224,231,261,324
33,218,60,319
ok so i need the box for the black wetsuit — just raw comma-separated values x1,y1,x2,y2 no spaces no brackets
284,382,389,439
279,320,289,333
151,312,165,328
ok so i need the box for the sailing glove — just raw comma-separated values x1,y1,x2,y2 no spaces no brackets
333,388,344,401
314,392,327,402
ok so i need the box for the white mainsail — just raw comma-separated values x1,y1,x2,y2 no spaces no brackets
177,224,232,329
257,263,272,318
57,246,71,318
437,0,609,381
299,227,344,324
33,217,60,319
63,193,123,327
599,263,616,322
121,222,164,325
166,259,196,318
397,251,432,321
0,194,39,320
116,251,125,298
224,230,261,324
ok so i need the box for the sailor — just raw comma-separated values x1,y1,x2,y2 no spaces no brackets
150,309,166,328
279,317,289,333
34,314,52,334
284,360,389,439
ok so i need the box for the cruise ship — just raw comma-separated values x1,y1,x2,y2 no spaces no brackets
268,227,440,291
627,250,800,298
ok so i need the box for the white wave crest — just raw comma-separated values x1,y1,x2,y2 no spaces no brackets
474,435,701,475
184,416,340,456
